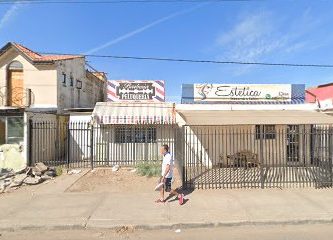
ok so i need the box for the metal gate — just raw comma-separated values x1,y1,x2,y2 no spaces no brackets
182,125,333,189
29,121,92,168
28,120,177,168
312,126,333,188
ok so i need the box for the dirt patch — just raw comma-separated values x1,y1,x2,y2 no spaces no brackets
67,168,160,193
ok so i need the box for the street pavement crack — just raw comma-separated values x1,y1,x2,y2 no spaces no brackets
83,193,108,228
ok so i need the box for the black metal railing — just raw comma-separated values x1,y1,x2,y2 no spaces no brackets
0,87,34,107
29,121,333,189
182,125,333,189
29,120,177,168
29,121,91,168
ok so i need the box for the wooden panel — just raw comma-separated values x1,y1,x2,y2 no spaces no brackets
8,70,23,107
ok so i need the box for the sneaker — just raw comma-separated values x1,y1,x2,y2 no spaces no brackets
178,194,184,205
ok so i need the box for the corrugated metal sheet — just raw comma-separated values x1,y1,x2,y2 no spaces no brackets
92,102,175,124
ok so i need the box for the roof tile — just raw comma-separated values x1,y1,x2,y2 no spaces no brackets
12,43,83,62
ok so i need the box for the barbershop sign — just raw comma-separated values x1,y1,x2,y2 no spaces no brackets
107,80,165,102
193,84,292,102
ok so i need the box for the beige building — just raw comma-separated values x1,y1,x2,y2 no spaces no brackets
0,42,106,111
0,42,106,169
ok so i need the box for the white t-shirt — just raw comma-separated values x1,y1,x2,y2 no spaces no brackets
161,152,173,178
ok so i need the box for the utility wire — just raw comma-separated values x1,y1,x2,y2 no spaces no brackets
0,0,261,4
37,51,333,68
2,48,333,68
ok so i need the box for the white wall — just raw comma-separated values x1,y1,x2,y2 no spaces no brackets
68,114,92,163
184,125,313,168
93,125,176,165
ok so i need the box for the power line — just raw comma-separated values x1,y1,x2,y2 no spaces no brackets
0,0,260,4
37,51,333,68
2,48,333,68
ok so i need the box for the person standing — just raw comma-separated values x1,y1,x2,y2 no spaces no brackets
155,144,184,204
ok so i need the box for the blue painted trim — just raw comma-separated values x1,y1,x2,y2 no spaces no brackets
181,84,194,104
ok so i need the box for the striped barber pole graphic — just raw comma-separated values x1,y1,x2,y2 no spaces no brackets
107,80,165,102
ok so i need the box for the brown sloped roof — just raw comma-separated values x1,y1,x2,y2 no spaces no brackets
0,42,83,63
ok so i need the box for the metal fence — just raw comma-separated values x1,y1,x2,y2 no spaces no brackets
29,121,92,168
29,121,333,189
182,125,333,189
29,120,177,168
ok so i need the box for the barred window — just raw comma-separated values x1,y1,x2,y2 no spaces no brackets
115,127,156,143
255,125,276,140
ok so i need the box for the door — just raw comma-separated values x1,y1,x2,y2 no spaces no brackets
287,125,300,165
7,70,24,107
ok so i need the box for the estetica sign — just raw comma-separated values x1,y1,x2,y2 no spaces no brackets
107,80,165,102
193,84,292,102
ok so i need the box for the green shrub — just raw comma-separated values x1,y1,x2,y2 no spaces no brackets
136,161,161,177
55,166,63,176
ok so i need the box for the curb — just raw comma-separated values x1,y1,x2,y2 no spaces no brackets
0,224,85,232
1,218,333,232
87,219,333,230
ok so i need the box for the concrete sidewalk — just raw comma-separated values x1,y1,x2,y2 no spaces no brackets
1,174,333,230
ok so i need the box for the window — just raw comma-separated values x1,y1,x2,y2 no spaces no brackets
115,127,156,143
62,72,66,85
0,116,24,145
255,125,276,140
70,73,74,87
8,61,23,70
7,117,24,144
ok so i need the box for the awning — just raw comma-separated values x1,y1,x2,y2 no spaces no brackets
93,102,176,124
177,110,333,125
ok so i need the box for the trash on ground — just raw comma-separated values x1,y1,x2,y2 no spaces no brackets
0,162,56,194
68,169,82,175
112,165,120,172
130,169,137,173
175,229,181,233
116,226,135,234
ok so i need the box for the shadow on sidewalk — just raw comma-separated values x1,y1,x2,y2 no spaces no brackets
164,185,194,204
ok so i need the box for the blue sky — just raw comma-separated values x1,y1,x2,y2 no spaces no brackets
1,0,333,101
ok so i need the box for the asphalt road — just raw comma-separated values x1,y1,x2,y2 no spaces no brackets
1,224,333,240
